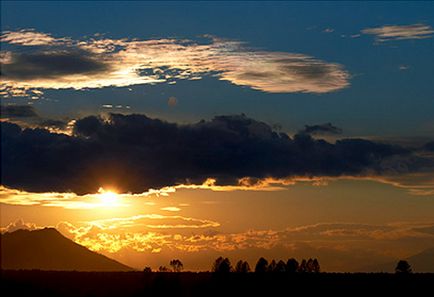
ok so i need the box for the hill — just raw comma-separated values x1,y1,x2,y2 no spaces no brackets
359,247,434,272
0,228,133,271
405,247,434,272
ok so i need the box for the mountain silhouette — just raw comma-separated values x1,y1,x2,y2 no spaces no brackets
359,247,434,272
0,228,133,271
405,247,434,272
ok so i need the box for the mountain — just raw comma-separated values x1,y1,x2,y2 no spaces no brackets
0,228,133,271
359,247,434,273
405,247,434,272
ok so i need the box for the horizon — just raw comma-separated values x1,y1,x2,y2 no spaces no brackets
1,1,434,274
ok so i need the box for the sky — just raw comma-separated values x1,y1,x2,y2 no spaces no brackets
1,1,434,272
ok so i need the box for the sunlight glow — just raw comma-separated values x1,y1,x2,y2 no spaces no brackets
97,188,119,207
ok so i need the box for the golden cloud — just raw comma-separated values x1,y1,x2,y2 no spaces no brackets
1,30,350,97
362,23,434,42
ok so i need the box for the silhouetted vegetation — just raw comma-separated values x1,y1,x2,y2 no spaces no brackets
170,259,184,272
254,257,268,273
143,267,152,273
2,270,432,297
395,260,412,274
211,257,232,273
286,258,299,273
7,255,425,296
234,260,250,273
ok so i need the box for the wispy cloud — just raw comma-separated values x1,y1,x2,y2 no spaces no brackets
361,23,434,42
0,29,68,46
56,219,434,255
161,206,181,212
0,29,350,97
0,186,130,209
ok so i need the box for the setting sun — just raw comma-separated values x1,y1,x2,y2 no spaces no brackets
97,188,119,207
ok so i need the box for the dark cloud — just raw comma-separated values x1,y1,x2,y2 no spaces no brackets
1,51,108,80
425,141,434,152
38,119,68,130
1,114,431,194
1,105,38,118
300,123,343,135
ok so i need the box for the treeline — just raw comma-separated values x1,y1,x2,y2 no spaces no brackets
143,257,321,273
144,258,413,274
212,257,320,273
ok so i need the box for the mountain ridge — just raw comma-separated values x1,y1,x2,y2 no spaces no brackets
0,227,133,271
358,247,434,273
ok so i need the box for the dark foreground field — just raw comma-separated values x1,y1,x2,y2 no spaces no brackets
1,270,433,297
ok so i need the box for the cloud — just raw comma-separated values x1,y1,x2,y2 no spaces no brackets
56,219,434,256
0,29,350,97
38,119,68,130
0,105,74,135
0,29,67,46
299,123,343,135
424,141,434,151
361,23,434,42
56,214,220,253
1,113,433,195
0,218,39,233
161,206,181,212
1,51,109,80
0,186,131,209
323,28,334,33
1,105,38,118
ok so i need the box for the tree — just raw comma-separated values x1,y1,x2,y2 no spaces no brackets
255,257,268,273
212,257,232,273
267,260,277,272
306,258,314,272
286,258,299,273
235,260,251,273
395,260,412,274
275,260,287,273
143,267,152,273
159,266,170,272
298,259,307,273
312,258,320,273
169,259,184,272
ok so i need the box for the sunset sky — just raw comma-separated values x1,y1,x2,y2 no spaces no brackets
1,1,434,272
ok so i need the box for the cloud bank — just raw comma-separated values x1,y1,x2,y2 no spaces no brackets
362,23,434,42
299,123,343,135
1,113,433,195
1,105,38,118
0,29,349,97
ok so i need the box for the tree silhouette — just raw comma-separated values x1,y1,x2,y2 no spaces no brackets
169,259,184,272
395,260,412,274
286,258,299,273
267,260,277,272
312,258,320,273
143,267,152,273
212,257,232,273
158,266,170,272
275,260,287,273
254,257,268,273
298,259,307,273
306,258,314,272
234,260,250,273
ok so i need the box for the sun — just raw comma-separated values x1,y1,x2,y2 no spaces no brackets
97,188,119,207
